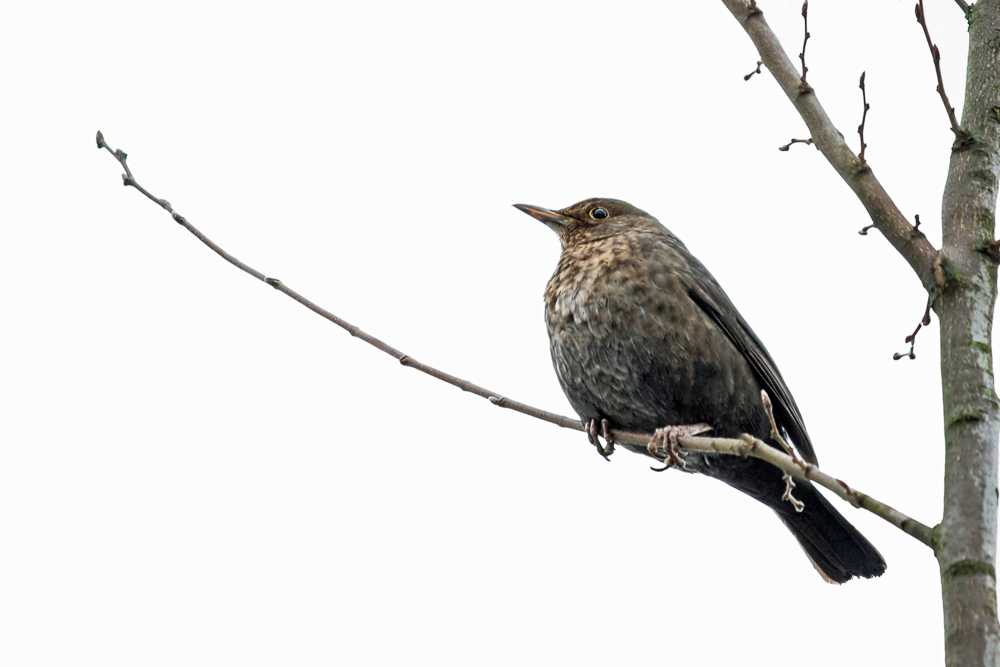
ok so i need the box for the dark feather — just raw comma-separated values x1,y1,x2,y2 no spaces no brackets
683,266,818,465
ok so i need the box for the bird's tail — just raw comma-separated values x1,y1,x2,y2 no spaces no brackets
775,483,886,583
703,456,886,583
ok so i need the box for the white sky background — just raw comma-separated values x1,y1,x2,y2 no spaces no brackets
1,0,980,665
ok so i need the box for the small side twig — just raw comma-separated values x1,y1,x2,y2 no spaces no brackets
953,0,971,18
778,138,813,151
858,223,876,236
798,1,811,90
893,296,934,360
96,130,937,551
915,0,965,140
760,391,804,512
744,60,764,81
912,214,924,238
857,72,870,166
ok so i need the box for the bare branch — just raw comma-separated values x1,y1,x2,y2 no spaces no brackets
96,130,937,550
857,72,870,166
778,137,813,151
893,295,934,361
720,0,940,294
94,131,580,432
915,1,966,141
798,1,811,88
953,0,971,19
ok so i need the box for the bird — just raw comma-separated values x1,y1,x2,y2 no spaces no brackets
514,197,886,583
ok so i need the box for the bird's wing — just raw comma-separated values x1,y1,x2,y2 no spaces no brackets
681,258,818,465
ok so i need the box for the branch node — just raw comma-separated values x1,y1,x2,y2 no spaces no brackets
858,223,875,236
982,239,1000,262
933,254,947,289
836,479,862,508
744,60,764,81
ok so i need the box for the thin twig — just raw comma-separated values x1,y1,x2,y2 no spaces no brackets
778,138,813,151
94,131,580,432
915,0,965,140
953,0,971,18
95,130,937,550
798,1,811,89
744,60,764,81
894,296,934,360
858,72,870,166
760,391,804,512
721,0,940,294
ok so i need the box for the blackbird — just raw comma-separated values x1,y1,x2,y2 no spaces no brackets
515,197,886,583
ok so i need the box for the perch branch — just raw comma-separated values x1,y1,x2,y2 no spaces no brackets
95,130,937,551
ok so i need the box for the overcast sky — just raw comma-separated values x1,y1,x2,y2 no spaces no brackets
2,1,980,665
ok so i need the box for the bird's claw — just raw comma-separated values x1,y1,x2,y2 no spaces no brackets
647,423,711,472
586,418,615,461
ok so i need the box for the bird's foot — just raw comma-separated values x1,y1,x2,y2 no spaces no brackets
647,423,712,472
586,418,615,461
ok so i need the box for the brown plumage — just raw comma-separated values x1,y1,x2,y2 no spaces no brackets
515,197,885,583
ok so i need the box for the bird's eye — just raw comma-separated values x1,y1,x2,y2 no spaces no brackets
589,207,609,220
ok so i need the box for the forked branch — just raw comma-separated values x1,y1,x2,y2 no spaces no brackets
720,0,940,293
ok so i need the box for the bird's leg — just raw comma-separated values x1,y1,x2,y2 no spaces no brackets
647,423,712,472
600,419,615,457
586,418,615,461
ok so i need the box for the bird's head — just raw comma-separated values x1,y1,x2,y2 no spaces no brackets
514,198,665,247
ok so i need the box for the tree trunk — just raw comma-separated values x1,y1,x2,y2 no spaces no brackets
937,2,1000,666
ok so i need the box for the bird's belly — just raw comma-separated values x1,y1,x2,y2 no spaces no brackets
547,291,759,435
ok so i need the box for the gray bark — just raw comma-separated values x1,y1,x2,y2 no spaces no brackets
937,2,1000,665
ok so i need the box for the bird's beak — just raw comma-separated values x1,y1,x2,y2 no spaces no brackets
513,203,573,233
